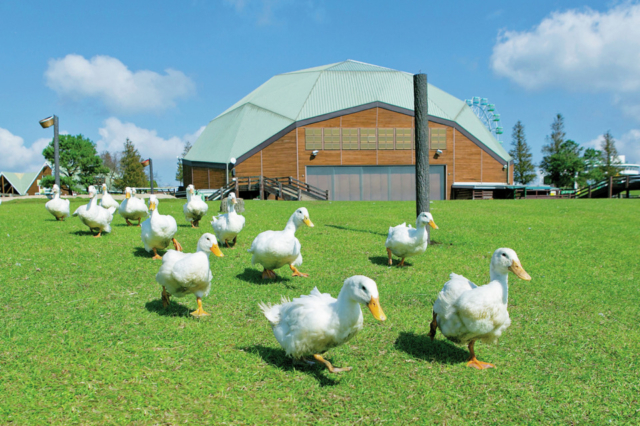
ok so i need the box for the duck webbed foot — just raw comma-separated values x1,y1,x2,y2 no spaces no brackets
313,354,352,373
191,221,197,228
398,258,406,267
262,269,277,280
190,297,210,318
93,231,102,238
152,248,162,260
290,265,309,277
172,238,183,252
466,341,494,370
126,219,134,226
386,248,393,266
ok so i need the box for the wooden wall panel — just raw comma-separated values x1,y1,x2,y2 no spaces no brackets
378,150,413,165
378,108,413,127
193,167,210,189
305,117,341,128
27,166,52,195
340,150,377,166
183,165,193,187
236,152,262,177
454,136,482,182
209,169,226,188
341,109,377,128
482,153,507,183
262,131,297,178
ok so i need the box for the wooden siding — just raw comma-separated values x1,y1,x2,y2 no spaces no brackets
26,165,52,195
211,106,508,200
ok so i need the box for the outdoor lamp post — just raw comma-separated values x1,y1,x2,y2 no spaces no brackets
39,115,60,187
141,158,154,194
226,157,236,185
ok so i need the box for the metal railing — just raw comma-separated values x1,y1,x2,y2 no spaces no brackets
576,175,640,199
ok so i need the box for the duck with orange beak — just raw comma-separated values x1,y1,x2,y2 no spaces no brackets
248,207,314,279
259,275,386,373
119,187,148,226
141,195,182,259
155,233,224,317
385,211,438,267
428,248,532,370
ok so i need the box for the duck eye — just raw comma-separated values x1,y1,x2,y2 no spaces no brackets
361,285,366,291
501,253,507,257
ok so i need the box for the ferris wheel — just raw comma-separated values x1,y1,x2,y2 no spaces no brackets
465,97,503,143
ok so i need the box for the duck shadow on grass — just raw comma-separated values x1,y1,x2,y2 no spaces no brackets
70,229,102,237
368,256,414,268
133,247,152,258
395,331,468,365
324,224,388,237
240,345,338,387
235,268,297,289
144,298,192,317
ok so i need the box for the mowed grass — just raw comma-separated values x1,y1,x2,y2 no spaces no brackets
0,197,638,424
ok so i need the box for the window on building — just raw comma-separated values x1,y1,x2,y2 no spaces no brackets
323,128,341,150
342,128,358,150
430,128,447,150
396,128,413,149
378,128,394,150
305,128,322,150
360,128,377,150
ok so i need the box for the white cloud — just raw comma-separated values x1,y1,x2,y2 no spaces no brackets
491,4,640,117
0,128,49,172
96,118,204,184
45,54,195,114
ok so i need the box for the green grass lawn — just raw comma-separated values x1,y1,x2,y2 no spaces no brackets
1,197,638,424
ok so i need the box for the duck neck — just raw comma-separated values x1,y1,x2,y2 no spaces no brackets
186,191,192,202
489,265,509,305
336,290,362,327
415,221,428,240
53,191,60,200
227,201,236,215
283,216,299,233
150,207,159,220
89,194,98,210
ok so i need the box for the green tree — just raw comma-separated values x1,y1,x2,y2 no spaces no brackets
508,121,536,184
599,131,621,178
114,139,148,190
540,114,585,187
175,141,192,184
41,134,109,194
540,139,585,188
100,151,121,185
578,148,604,187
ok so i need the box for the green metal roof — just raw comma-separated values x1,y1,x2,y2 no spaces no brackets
186,60,511,165
1,171,39,195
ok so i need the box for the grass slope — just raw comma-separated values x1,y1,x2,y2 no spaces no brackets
0,198,638,424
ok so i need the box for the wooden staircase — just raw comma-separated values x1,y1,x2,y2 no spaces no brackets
205,176,329,201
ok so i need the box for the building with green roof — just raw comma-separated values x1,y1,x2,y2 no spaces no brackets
1,163,52,196
183,60,513,200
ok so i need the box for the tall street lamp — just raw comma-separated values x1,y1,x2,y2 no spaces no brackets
39,115,60,187
141,158,154,194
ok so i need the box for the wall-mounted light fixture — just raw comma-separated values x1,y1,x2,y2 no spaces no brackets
502,164,508,170
311,150,319,160
434,149,443,159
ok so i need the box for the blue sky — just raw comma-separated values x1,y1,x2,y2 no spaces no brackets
2,0,639,185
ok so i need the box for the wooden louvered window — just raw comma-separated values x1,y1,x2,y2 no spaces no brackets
430,128,447,150
360,128,377,150
342,129,358,150
305,128,322,150
395,128,413,149
323,128,341,150
378,128,394,150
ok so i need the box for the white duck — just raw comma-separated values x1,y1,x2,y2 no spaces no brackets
99,183,119,210
385,211,438,267
248,207,314,279
141,195,183,259
259,275,387,373
45,184,70,221
183,184,209,228
119,187,148,226
429,248,532,370
72,185,116,237
156,232,223,317
211,192,245,247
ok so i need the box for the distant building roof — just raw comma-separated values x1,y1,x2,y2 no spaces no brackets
185,60,511,166
0,162,49,195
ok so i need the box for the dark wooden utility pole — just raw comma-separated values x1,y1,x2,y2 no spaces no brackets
414,73,430,224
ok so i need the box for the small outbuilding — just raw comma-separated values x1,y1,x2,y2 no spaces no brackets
183,60,512,200
0,163,52,196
